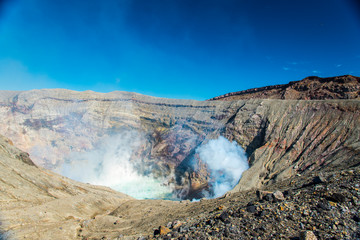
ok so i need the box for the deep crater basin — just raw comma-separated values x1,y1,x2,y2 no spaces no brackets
59,131,249,200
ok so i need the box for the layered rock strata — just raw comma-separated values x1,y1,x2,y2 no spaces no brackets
0,78,359,199
209,75,360,101
226,99,360,192
0,90,241,199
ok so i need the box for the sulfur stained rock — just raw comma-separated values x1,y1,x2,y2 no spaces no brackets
158,226,171,235
171,220,183,229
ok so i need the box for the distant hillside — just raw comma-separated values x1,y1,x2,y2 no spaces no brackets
209,75,360,101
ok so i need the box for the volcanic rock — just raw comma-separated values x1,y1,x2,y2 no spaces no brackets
158,226,171,235
256,190,272,200
300,231,318,240
312,175,326,184
209,75,360,101
150,167,360,240
171,220,183,229
273,190,285,201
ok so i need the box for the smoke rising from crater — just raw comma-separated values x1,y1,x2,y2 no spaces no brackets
58,129,248,200
59,130,174,199
197,136,248,198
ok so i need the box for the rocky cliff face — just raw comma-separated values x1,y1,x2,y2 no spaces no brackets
226,99,360,192
209,75,360,101
0,76,359,200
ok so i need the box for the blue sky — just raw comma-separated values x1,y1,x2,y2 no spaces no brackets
0,0,359,100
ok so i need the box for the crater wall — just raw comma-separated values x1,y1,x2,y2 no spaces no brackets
0,89,359,198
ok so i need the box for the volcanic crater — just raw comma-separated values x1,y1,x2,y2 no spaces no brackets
0,75,359,239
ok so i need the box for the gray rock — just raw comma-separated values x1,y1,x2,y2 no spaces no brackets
312,176,326,184
273,190,285,201
300,231,317,240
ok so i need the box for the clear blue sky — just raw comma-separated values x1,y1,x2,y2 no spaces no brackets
0,0,359,100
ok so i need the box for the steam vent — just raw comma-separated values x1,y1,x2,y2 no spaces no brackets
1,75,360,239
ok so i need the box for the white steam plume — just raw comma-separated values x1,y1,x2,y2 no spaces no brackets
59,130,174,199
197,136,248,198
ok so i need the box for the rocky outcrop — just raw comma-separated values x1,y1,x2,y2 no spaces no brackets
150,169,360,240
209,75,360,101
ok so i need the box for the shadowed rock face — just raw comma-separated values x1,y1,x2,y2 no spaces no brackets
0,76,359,199
209,75,360,101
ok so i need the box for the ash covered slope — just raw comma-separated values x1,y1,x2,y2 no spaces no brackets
0,134,131,239
209,75,360,101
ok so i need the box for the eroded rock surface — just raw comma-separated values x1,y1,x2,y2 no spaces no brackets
227,99,360,192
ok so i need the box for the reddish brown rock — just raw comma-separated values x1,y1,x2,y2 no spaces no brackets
209,75,360,101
